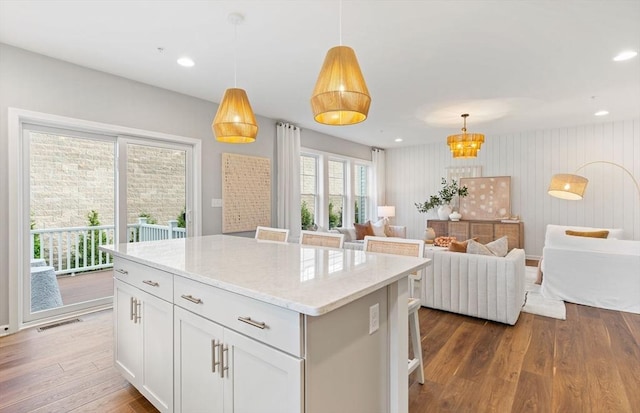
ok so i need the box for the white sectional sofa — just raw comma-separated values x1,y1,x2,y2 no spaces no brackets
422,248,526,325
541,224,640,314
330,225,407,250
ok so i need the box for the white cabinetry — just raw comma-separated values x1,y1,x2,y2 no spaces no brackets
113,261,173,413
174,298,303,413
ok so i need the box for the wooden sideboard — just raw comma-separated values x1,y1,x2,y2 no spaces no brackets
427,220,524,250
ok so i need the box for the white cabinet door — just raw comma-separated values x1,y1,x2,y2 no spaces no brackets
174,307,224,413
114,280,142,383
223,328,303,413
115,279,173,413
140,288,174,412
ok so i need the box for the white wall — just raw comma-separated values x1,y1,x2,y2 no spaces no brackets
0,43,370,329
387,119,640,258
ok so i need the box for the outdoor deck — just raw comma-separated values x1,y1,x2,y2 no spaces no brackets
57,269,113,306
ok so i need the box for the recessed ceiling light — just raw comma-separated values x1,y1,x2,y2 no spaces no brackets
613,50,638,61
394,138,403,142
177,57,195,67
594,110,609,116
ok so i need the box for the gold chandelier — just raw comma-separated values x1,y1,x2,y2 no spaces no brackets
212,13,258,144
310,2,371,125
447,114,485,158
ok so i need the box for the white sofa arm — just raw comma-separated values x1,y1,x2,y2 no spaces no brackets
422,249,526,325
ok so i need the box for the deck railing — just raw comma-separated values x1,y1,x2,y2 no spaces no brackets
31,218,186,275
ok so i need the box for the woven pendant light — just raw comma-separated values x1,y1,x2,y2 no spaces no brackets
447,114,485,158
212,13,258,143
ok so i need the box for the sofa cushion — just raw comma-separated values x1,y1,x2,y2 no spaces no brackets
448,238,478,253
565,229,609,238
371,219,387,237
467,236,509,257
335,227,356,242
354,221,374,240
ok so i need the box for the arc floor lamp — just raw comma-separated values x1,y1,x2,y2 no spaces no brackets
548,161,640,201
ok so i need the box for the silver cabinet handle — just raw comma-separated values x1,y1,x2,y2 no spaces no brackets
219,344,229,378
211,340,220,373
130,296,135,321
180,294,203,304
133,299,141,323
115,268,128,275
238,316,266,329
142,280,159,287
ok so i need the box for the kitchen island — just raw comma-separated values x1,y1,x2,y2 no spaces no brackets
102,234,430,413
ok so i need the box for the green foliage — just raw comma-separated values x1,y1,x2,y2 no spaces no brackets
30,213,41,258
354,200,360,224
328,202,342,229
177,208,186,228
301,201,314,230
415,178,469,213
77,210,109,269
138,212,157,224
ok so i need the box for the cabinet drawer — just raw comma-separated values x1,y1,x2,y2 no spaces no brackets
174,275,303,357
113,258,173,302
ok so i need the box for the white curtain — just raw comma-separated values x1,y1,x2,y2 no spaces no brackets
371,148,386,220
276,122,301,240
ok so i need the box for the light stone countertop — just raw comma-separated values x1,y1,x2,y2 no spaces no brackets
101,234,430,316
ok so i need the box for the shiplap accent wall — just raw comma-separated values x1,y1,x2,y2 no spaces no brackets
386,119,640,258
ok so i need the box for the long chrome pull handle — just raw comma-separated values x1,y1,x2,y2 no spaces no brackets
134,300,141,323
238,316,266,329
180,294,203,304
219,344,229,378
130,296,135,321
211,340,220,373
142,280,159,287
115,268,128,275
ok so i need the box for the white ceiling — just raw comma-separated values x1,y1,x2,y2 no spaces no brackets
1,1,639,148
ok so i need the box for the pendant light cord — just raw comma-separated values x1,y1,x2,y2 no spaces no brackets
339,0,342,45
234,22,238,88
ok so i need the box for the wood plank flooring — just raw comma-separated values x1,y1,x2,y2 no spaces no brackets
57,270,113,307
2,292,639,412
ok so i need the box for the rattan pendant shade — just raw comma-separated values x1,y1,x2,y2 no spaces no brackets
212,88,258,143
447,114,485,158
311,46,371,125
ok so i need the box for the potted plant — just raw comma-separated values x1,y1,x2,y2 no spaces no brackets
415,178,469,220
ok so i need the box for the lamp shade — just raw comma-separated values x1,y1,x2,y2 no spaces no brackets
377,206,395,218
446,114,484,158
212,88,258,143
547,173,589,200
311,46,371,125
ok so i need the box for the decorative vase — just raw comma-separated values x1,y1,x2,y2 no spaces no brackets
437,204,452,220
449,211,462,221
424,227,436,243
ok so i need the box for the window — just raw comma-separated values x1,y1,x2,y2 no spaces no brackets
328,160,345,229
300,150,372,230
300,155,318,230
354,164,368,224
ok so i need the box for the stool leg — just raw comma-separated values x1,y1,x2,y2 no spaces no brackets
409,310,425,384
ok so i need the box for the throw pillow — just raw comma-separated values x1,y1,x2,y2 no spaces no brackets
371,219,387,237
565,229,609,238
354,221,374,240
448,238,478,253
466,236,509,257
335,227,354,242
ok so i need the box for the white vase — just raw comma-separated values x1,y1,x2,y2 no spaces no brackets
437,204,452,220
424,227,436,242
449,211,462,221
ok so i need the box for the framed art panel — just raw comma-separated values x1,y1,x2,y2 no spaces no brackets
222,153,271,233
459,176,511,221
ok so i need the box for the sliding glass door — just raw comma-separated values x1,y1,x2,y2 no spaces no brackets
22,127,193,324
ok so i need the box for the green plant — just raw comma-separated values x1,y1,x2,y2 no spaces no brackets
138,212,157,224
301,201,314,230
328,202,342,229
415,178,469,213
30,213,41,258
76,210,109,269
177,208,186,228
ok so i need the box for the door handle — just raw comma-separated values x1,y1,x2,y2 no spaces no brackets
212,340,220,373
180,294,203,304
238,316,266,329
115,268,128,275
130,296,135,321
142,280,159,287
219,344,229,378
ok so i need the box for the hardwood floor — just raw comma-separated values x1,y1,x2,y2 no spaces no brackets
2,294,639,412
409,304,640,412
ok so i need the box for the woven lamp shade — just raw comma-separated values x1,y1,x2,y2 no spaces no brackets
547,174,589,200
311,46,371,125
212,88,258,143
